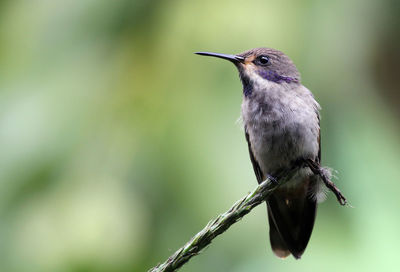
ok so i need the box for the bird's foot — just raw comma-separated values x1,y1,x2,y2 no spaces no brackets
266,174,278,184
304,159,348,206
323,177,347,206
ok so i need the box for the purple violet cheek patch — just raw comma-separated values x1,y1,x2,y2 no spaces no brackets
257,70,298,83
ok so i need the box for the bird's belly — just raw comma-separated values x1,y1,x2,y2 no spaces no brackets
241,86,320,178
249,120,318,176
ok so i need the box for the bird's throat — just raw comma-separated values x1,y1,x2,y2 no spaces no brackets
240,74,253,97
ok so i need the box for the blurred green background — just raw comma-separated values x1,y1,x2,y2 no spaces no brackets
1,0,400,271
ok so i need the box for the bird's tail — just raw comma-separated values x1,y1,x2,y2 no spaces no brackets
267,177,317,259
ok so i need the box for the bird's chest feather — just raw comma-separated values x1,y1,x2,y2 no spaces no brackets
241,86,319,173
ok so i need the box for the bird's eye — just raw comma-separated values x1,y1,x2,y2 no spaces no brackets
254,55,270,66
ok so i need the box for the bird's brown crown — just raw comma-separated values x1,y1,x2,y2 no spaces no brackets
237,47,300,84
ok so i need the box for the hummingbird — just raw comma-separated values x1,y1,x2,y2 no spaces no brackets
196,48,330,259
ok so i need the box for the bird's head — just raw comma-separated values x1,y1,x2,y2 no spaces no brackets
196,47,300,96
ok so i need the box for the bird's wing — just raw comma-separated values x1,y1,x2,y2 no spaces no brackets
244,126,291,258
317,112,321,163
244,126,264,184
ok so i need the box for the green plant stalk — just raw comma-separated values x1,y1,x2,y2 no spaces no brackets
149,167,300,272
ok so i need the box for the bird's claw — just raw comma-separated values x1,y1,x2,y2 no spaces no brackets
266,174,278,184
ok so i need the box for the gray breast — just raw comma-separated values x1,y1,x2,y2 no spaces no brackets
241,85,320,174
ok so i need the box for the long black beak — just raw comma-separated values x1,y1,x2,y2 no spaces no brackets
195,52,244,63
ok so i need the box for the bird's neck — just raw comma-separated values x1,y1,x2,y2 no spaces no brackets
240,72,299,98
